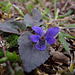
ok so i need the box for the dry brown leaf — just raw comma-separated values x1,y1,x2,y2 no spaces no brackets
34,69,48,75
70,29,75,33
50,47,68,64
52,51,68,64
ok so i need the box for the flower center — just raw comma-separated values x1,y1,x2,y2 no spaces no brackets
39,36,45,46
41,36,45,40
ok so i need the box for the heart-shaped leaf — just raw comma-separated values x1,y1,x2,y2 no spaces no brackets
18,32,50,73
0,18,26,34
24,13,33,27
24,9,44,27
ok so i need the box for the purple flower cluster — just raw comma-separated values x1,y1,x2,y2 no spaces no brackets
30,26,59,50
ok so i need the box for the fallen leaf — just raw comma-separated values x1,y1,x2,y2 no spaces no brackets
50,48,68,64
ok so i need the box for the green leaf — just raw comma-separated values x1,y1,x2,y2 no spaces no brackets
22,0,25,3
28,4,34,11
8,66,15,75
6,51,20,62
24,9,44,27
63,34,75,39
61,32,75,39
59,32,70,54
15,64,24,75
0,57,8,63
0,2,4,6
70,63,74,72
6,2,11,13
1,2,11,13
35,0,39,3
1,7,6,12
54,0,57,18
13,4,24,17
6,2,11,10
18,32,50,72
58,10,73,18
67,24,75,28
25,4,34,15
0,18,26,34
0,48,4,57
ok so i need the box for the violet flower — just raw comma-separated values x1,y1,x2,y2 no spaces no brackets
30,26,59,50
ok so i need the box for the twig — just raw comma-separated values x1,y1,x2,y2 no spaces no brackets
0,36,10,65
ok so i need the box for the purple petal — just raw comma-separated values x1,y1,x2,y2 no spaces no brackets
46,36,56,45
45,27,59,37
32,26,43,36
30,35,40,42
36,43,46,50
